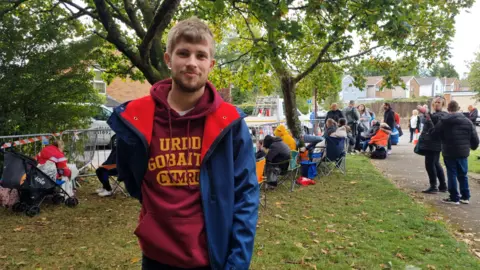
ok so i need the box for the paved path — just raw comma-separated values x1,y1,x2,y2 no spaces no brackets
371,135,480,251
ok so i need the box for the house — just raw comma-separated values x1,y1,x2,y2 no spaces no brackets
364,76,420,99
444,91,478,112
106,77,152,103
340,75,367,102
415,77,444,97
442,77,460,92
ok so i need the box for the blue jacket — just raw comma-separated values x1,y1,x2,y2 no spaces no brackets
107,95,259,270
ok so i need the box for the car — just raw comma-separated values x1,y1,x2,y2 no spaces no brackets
88,105,116,147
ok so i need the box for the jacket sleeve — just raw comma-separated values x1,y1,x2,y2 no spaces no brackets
116,137,142,201
430,118,444,137
353,108,360,121
471,122,479,150
472,109,478,122
225,120,259,270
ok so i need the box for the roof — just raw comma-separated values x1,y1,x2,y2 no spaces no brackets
442,77,458,86
106,77,151,103
400,76,415,84
366,76,383,86
415,77,437,86
105,95,121,107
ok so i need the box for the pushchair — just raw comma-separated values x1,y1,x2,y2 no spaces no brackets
0,150,79,217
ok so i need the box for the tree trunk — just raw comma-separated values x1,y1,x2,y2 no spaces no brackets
281,76,302,139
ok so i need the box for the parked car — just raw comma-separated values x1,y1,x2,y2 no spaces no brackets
89,105,116,147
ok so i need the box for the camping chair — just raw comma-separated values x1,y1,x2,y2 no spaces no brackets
275,150,300,192
319,136,346,176
256,157,267,208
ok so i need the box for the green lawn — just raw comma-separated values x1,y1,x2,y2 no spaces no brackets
1,157,479,269
468,149,480,174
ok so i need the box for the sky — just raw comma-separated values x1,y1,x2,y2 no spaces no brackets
451,1,480,78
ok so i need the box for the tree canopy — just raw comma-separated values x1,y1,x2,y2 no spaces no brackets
428,62,459,78
468,50,480,94
0,0,103,135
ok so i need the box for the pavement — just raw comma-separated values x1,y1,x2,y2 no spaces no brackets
371,135,480,252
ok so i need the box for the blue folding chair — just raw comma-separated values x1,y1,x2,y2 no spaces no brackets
319,136,346,176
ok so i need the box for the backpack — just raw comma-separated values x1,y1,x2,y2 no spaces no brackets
370,147,387,160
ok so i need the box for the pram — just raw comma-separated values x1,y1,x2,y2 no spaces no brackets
0,150,79,217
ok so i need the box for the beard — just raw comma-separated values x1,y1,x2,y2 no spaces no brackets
171,71,206,93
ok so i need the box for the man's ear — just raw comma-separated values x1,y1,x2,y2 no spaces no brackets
209,58,216,71
164,52,171,68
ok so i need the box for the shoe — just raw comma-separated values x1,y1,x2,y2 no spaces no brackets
460,199,470,204
98,190,112,197
422,187,439,194
96,188,106,194
442,198,460,205
387,150,392,155
439,187,448,193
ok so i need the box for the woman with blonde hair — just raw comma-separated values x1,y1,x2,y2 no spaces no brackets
409,109,420,143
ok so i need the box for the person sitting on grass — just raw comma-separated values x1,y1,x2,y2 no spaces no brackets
368,123,392,149
361,120,380,152
263,135,291,188
95,137,118,197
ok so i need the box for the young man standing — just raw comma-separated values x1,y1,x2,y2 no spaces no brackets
108,18,259,270
383,103,395,155
432,101,479,205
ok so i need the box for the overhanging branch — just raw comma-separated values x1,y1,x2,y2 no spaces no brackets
123,0,146,38
218,48,253,67
0,0,27,19
321,45,382,63
59,0,99,20
138,0,181,64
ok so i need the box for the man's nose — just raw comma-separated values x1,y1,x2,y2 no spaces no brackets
186,55,198,68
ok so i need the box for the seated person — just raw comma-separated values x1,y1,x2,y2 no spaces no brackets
274,124,297,150
361,120,380,152
255,140,266,160
95,137,118,197
313,119,338,150
36,140,71,180
263,135,291,187
368,123,392,148
331,118,348,138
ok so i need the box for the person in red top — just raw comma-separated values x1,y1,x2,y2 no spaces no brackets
36,140,71,178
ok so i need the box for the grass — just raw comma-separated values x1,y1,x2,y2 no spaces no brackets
1,157,479,269
468,149,480,174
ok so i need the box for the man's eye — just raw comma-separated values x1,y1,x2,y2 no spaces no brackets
197,54,207,59
178,51,189,56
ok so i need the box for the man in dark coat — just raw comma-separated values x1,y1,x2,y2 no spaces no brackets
431,101,479,205
468,105,478,125
263,135,291,187
325,103,344,124
383,103,395,154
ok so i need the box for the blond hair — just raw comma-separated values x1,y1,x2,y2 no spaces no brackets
166,17,215,58
412,109,418,116
52,140,65,151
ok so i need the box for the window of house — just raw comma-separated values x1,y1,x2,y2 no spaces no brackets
92,68,106,94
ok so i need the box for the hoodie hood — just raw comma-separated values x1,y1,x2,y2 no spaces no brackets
150,78,221,123
263,135,283,149
274,125,287,137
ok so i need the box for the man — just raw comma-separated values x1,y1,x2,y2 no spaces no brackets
108,18,259,270
326,103,344,123
432,101,479,205
263,135,292,188
468,105,478,124
383,103,395,155
342,100,360,152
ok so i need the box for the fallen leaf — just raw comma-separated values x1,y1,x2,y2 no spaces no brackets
13,226,24,232
327,224,335,228
325,229,336,233
0,255,7,259
321,249,329,254
16,262,26,266
274,214,285,220
313,240,320,244
424,248,432,253
19,248,27,252
474,250,480,259
349,242,355,247
295,242,304,248
130,257,141,263
378,230,385,233
395,253,405,260
275,240,280,245
256,251,263,256
336,246,345,249
79,246,88,250
474,239,480,242
350,181,357,184
427,265,436,270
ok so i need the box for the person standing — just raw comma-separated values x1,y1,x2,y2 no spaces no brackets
468,105,478,124
383,103,395,155
356,104,371,150
343,100,360,152
408,109,420,143
108,18,259,270
431,100,479,204
325,103,344,123
417,97,447,194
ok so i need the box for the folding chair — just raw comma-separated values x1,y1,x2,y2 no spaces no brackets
319,137,346,176
275,150,301,192
256,157,267,208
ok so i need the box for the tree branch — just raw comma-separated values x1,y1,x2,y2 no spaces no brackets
138,0,181,65
105,0,133,28
123,0,146,38
137,0,154,26
0,0,27,19
321,45,382,63
218,49,253,67
59,0,99,20
294,14,356,83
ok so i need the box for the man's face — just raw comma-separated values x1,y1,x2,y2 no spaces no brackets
468,105,473,112
164,38,215,93
383,104,388,111
433,98,443,111
331,104,337,111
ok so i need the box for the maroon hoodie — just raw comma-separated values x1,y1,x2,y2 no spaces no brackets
135,79,219,268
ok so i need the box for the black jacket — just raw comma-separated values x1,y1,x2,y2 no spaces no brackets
383,109,395,129
325,110,344,123
364,122,380,139
431,113,479,158
419,111,447,152
469,108,478,124
263,136,291,164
